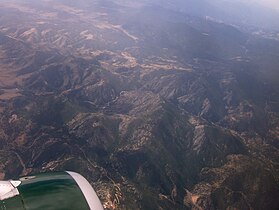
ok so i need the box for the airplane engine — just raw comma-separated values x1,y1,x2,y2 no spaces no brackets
0,171,104,210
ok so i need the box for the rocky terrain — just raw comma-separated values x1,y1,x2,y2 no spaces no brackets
0,0,278,209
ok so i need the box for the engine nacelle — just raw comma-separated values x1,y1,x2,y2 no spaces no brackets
0,171,104,210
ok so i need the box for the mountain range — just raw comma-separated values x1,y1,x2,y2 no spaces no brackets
0,0,278,209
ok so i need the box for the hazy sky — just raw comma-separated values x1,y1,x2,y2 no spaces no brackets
241,0,279,10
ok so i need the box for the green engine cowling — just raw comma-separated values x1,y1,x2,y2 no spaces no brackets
0,171,104,210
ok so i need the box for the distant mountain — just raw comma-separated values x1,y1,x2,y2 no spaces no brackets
110,0,279,30
0,0,278,209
